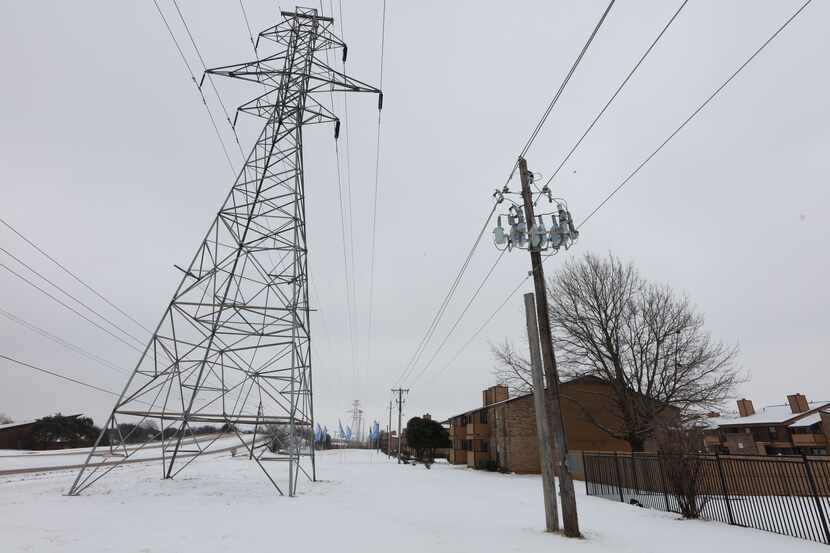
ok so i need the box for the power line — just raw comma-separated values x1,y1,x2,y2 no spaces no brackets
0,307,128,376
323,0,358,399
170,0,247,161
578,0,813,229
338,0,362,395
0,263,144,354
150,0,236,174
544,0,689,187
238,0,258,53
433,0,815,379
395,2,616,388
1,354,121,398
0,216,152,334
0,246,147,347
406,247,507,386
502,0,617,189
366,0,387,391
394,203,498,386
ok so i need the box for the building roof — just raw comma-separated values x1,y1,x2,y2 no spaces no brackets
0,419,37,432
442,375,606,422
788,411,828,428
710,402,830,427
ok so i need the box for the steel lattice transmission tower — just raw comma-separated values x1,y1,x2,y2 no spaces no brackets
68,7,380,497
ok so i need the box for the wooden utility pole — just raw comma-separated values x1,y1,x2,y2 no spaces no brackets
387,399,394,457
518,156,580,537
391,388,409,463
524,292,560,533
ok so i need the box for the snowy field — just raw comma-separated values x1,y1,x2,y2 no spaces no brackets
0,449,826,553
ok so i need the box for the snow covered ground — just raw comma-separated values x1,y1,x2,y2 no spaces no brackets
0,449,825,553
0,434,244,473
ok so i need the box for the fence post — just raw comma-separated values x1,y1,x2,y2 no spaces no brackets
613,452,625,503
582,450,589,496
803,454,830,545
656,452,671,512
714,453,735,526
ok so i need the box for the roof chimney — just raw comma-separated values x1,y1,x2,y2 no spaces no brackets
483,385,509,406
787,394,809,414
737,398,755,417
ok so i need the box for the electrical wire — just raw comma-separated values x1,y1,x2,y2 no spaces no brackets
365,0,387,392
150,0,236,175
405,247,508,386
544,0,689,188
238,0,258,53
0,307,128,376
324,0,359,399
170,0,247,161
0,246,147,347
0,216,152,335
432,0,815,379
501,0,616,189
393,2,617,389
393,203,498,386
337,0,362,394
1,354,122,398
578,0,813,229
0,263,144,354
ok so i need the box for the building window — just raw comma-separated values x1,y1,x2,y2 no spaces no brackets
480,410,488,424
769,426,777,438
480,441,489,453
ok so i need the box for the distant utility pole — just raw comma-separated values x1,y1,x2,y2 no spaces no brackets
391,388,409,463
387,400,393,456
490,156,581,537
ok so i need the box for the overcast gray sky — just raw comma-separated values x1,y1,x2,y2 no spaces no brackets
1,1,828,433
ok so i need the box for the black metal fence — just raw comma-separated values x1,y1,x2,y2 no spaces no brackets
583,451,830,545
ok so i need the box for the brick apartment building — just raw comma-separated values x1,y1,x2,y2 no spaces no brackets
445,376,632,474
704,394,830,455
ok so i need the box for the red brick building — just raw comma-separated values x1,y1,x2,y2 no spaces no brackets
704,394,830,455
446,377,633,475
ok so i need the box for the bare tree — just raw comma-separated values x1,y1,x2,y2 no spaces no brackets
549,253,741,451
490,339,533,394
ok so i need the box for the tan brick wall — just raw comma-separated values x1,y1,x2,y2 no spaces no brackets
490,379,634,474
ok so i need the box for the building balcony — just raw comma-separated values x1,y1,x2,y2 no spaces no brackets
466,422,490,437
792,433,828,446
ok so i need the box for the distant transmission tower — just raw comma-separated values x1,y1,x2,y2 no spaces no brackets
68,7,380,497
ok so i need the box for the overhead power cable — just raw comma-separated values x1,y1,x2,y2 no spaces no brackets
579,0,813,229
0,307,128,376
0,263,144,354
0,216,152,334
393,203,498,386
432,0,815,379
323,0,359,398
366,0,387,388
394,2,616,388
544,0,689,187
170,0,247,161
502,0,616,189
1,354,121,398
406,247,508,386
0,246,147,347
150,0,237,175
337,0,362,393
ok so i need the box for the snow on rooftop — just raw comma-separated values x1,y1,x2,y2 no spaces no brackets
0,419,36,432
788,411,827,428
712,402,830,427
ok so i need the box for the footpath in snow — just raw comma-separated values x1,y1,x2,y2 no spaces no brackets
0,449,825,553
